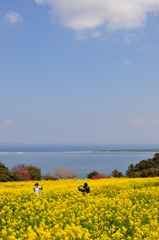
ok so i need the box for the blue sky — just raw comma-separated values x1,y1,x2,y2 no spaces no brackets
0,0,159,145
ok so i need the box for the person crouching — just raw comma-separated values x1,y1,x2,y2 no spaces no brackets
78,183,90,195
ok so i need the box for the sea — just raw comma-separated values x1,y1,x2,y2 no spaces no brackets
0,144,159,179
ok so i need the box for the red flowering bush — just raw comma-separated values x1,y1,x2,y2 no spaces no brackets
19,165,31,181
92,174,107,180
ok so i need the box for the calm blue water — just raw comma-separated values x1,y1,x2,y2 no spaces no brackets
0,144,158,178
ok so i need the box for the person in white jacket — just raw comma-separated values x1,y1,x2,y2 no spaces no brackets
33,183,43,196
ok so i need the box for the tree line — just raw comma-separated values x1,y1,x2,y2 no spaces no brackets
1,153,159,181
0,163,41,182
126,153,159,177
0,163,78,182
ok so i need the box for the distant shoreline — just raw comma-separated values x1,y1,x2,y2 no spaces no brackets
0,149,159,154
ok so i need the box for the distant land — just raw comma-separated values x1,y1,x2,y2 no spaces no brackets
0,143,159,153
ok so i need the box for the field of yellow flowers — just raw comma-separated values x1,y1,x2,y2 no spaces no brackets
1,178,159,240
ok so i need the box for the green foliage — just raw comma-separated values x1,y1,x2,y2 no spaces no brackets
87,171,99,179
0,163,42,182
126,164,135,177
27,165,41,180
0,162,10,182
9,166,24,181
111,169,124,178
126,153,159,178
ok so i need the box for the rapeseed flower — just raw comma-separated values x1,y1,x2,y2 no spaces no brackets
1,178,159,239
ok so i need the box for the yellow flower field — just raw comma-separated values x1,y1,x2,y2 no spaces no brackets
1,178,159,239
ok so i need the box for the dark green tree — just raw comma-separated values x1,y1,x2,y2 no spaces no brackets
126,153,159,178
27,165,41,180
0,162,10,182
9,166,23,181
126,164,135,177
111,169,124,178
87,171,99,179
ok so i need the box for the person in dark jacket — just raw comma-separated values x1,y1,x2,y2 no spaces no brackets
78,182,90,195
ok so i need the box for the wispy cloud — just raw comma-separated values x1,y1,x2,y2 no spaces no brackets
0,120,13,130
4,11,23,25
136,44,159,51
91,31,101,39
124,33,136,43
133,118,159,127
133,118,147,126
35,0,159,32
75,30,101,41
122,59,131,66
75,32,88,41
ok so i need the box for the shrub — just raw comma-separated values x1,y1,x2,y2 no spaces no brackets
45,172,57,181
92,174,107,180
19,165,31,181
9,164,31,181
9,166,24,181
27,165,41,180
87,171,99,179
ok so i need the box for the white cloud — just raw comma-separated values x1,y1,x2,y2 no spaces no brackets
0,119,13,130
5,11,23,24
35,0,159,31
133,118,147,126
